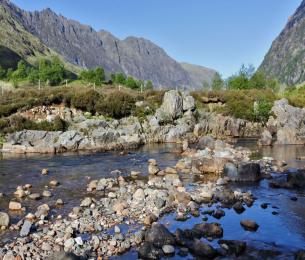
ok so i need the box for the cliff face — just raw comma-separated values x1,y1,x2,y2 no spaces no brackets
0,0,215,88
260,0,305,85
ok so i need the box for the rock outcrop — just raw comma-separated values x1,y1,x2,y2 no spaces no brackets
259,99,305,145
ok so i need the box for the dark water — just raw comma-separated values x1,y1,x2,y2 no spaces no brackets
0,140,305,257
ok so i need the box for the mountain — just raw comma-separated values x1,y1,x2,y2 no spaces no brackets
260,0,305,85
0,0,215,88
180,62,216,90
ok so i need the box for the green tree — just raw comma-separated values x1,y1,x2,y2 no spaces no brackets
125,76,140,89
114,73,126,85
11,60,28,81
145,80,154,90
211,73,224,90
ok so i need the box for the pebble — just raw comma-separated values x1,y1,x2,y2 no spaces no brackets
41,168,49,175
240,219,259,232
42,190,52,197
9,201,22,211
162,245,175,254
50,180,59,186
29,193,41,200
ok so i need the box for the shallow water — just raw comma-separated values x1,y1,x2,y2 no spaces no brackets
0,140,305,258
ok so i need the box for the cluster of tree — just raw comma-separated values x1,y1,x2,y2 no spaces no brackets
79,67,105,85
209,64,279,92
0,57,73,86
110,72,153,90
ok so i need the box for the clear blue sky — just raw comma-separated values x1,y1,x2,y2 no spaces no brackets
12,0,301,78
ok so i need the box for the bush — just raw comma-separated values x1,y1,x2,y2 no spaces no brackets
95,91,135,119
0,115,68,133
191,89,277,122
71,90,100,113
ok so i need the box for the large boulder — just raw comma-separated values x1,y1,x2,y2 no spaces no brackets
224,162,261,182
259,99,305,145
145,224,175,248
155,90,183,122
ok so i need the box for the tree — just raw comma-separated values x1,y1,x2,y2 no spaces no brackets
11,60,28,81
125,76,140,89
114,73,126,85
0,66,6,79
145,80,154,90
211,73,224,90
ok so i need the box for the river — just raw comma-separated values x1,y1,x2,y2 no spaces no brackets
0,140,304,258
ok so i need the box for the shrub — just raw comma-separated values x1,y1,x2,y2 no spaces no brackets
95,91,135,119
71,89,100,113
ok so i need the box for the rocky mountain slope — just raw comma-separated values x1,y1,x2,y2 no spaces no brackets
0,0,215,88
180,62,216,90
260,0,305,85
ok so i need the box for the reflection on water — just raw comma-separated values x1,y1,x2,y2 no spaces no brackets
235,138,305,168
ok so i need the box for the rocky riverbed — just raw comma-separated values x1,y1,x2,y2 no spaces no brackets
0,138,304,260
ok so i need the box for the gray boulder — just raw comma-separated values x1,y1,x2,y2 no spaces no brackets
145,224,175,248
155,90,183,122
224,162,261,182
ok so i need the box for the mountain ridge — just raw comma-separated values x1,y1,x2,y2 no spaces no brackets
0,0,216,88
260,0,305,85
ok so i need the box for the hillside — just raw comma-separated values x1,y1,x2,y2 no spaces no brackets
0,0,215,88
260,0,305,85
180,62,217,90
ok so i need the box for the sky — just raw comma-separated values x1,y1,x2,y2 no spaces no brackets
12,0,302,78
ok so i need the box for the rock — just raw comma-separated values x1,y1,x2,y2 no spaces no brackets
233,202,245,214
35,204,50,218
0,212,10,227
197,136,215,149
9,201,22,211
240,219,259,231
75,236,83,246
56,199,64,205
14,188,26,198
138,242,163,259
145,224,175,247
162,245,175,255
192,222,223,238
42,190,52,197
131,171,140,177
183,95,195,112
175,191,192,205
148,164,160,175
218,240,247,256
295,250,305,260
212,209,225,219
261,203,269,209
41,168,49,175
64,238,75,250
188,238,217,258
29,193,41,200
50,180,59,186
41,242,52,251
143,214,158,226
258,130,273,146
133,188,145,201
114,225,121,234
224,162,261,182
155,90,183,122
287,170,305,188
51,252,83,260
20,220,33,236
80,197,92,207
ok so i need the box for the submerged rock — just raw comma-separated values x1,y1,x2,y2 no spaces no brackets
0,212,10,228
240,219,259,232
145,224,175,248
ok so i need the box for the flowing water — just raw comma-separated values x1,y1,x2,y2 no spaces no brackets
0,140,304,258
